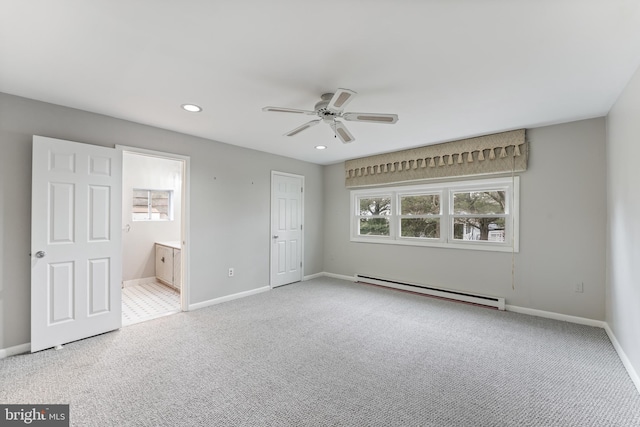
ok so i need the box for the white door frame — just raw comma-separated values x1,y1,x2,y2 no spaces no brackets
116,145,190,311
270,171,304,288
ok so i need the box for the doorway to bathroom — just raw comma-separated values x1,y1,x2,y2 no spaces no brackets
119,147,189,326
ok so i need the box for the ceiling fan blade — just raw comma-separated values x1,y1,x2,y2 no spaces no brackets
342,112,399,124
330,121,355,144
263,106,316,115
285,120,321,137
327,88,357,112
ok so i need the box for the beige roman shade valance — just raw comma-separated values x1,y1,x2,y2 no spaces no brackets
345,129,528,187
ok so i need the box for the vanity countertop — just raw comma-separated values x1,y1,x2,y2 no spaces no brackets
156,241,181,250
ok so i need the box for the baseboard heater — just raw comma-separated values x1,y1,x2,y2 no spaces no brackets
355,274,505,311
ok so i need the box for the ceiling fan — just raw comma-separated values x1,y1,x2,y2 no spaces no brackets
262,88,398,144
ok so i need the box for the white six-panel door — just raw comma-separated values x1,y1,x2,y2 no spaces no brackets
270,172,303,288
31,136,122,352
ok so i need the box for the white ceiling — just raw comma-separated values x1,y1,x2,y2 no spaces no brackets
2,1,640,165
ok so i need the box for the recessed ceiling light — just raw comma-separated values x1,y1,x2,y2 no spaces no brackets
315,145,327,150
181,104,202,112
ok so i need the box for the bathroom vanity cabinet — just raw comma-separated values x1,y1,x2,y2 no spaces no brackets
155,241,181,289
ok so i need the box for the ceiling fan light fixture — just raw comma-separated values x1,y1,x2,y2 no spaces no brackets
181,104,202,113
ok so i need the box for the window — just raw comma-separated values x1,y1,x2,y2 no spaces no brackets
132,189,173,221
399,193,441,239
350,177,519,252
356,196,391,236
452,190,506,242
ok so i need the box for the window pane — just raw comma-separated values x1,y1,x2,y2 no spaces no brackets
400,194,439,215
453,217,505,241
401,218,439,238
133,190,149,210
151,191,170,220
359,218,390,236
359,197,391,216
453,191,505,215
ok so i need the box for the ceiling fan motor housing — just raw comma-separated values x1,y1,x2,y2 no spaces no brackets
315,93,339,122
314,93,334,112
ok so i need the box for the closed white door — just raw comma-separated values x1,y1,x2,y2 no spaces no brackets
270,172,303,288
31,136,122,352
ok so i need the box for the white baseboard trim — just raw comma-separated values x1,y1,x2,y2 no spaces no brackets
604,324,640,394
122,277,157,288
189,286,271,311
505,304,606,328
303,272,325,281
0,343,31,359
322,272,356,282
320,274,615,328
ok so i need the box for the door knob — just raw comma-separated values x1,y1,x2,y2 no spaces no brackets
272,235,279,239
35,251,46,258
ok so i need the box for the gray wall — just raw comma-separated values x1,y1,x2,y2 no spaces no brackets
0,92,324,349
324,118,607,320
0,91,612,352
606,64,640,379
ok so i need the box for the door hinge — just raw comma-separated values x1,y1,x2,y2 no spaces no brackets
300,224,303,230
301,187,303,193
300,261,302,267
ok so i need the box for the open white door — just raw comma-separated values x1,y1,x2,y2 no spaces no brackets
31,136,122,352
270,172,303,288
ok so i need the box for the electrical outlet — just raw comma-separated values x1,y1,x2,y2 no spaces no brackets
575,282,583,293
228,268,234,277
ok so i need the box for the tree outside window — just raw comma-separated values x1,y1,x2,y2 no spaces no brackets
452,191,506,241
400,194,440,239
357,196,391,236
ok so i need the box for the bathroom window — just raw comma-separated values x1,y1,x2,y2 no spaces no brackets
132,189,173,221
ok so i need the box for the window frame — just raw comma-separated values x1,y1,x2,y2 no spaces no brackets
350,176,519,252
354,193,394,239
397,190,443,242
132,188,174,221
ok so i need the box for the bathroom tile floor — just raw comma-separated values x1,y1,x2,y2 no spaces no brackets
122,281,180,326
